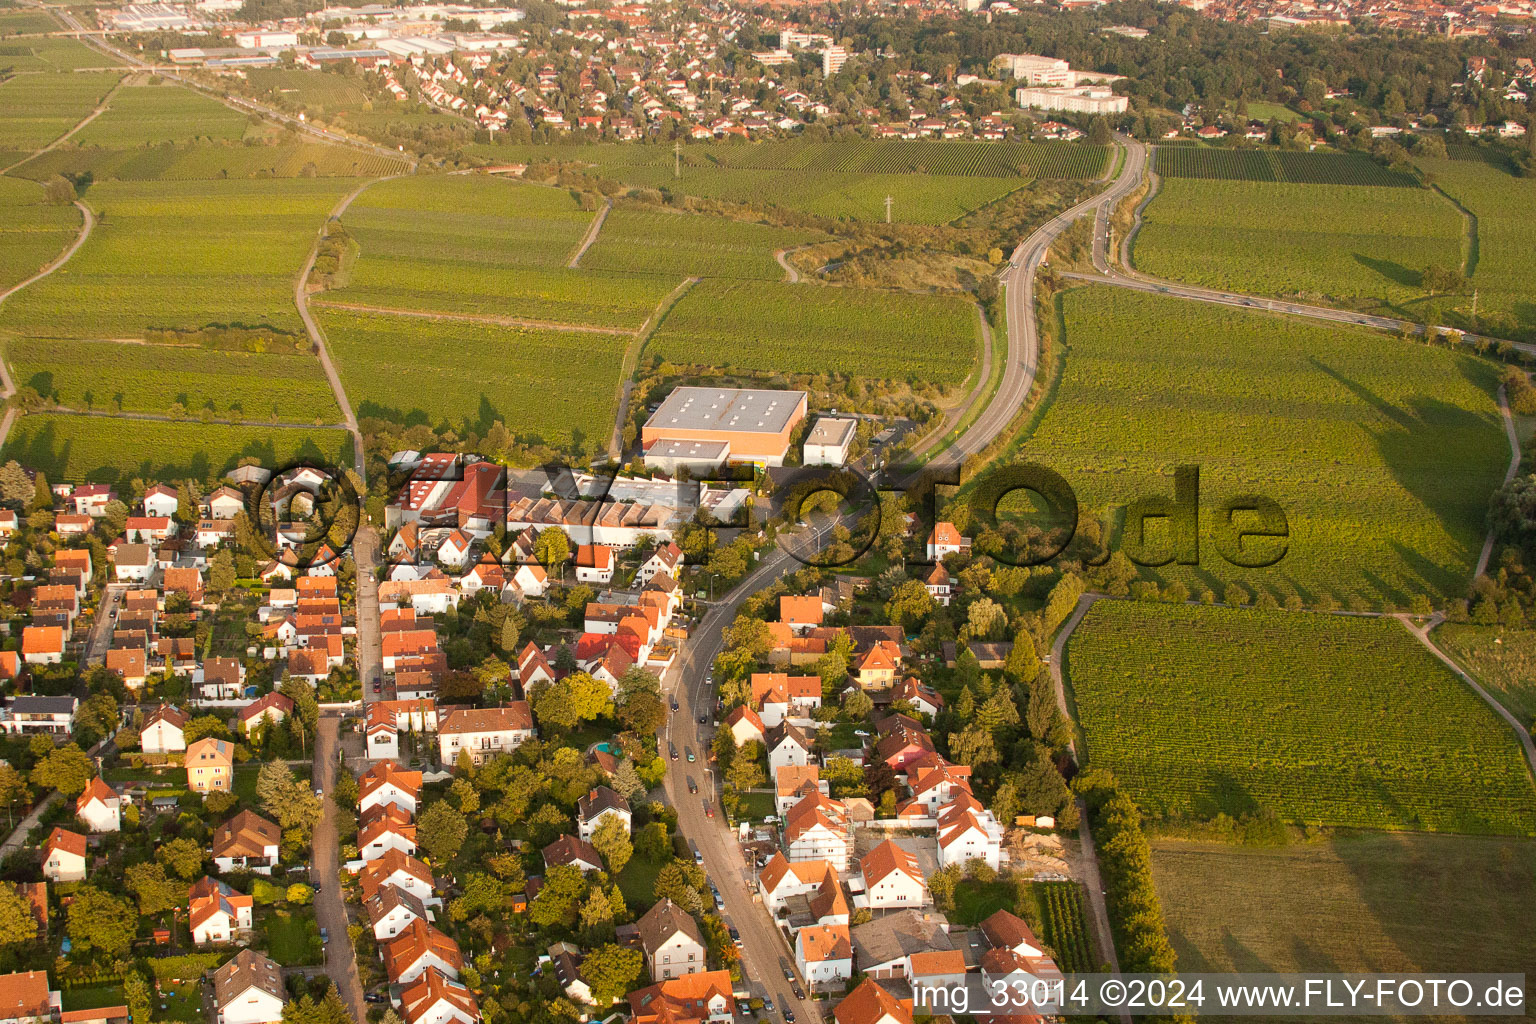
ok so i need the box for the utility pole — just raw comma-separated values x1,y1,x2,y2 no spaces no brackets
884,194,893,223
674,139,682,179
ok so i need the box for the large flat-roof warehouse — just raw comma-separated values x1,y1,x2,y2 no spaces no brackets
642,387,808,471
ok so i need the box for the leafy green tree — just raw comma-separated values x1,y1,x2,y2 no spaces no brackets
581,944,643,1004
633,820,670,862
617,668,665,735
884,579,934,630
67,885,136,957
125,862,186,916
0,883,37,946
123,971,152,1024
74,692,118,740
157,837,205,880
0,462,32,507
30,744,93,796
527,864,587,928
590,815,632,876
0,765,29,827
209,549,236,594
257,762,322,838
417,801,468,863
609,759,645,802
183,715,230,743
534,529,570,573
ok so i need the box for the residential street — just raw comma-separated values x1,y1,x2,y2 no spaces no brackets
353,526,383,703
311,715,367,1019
659,535,826,1024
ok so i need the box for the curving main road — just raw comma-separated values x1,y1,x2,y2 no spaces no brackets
918,135,1148,477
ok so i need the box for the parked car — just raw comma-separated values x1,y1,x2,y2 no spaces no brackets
784,1011,796,1023
687,777,698,794
781,960,794,981
704,800,714,818
686,747,696,762
792,985,804,1000
669,743,678,760
763,1000,775,1015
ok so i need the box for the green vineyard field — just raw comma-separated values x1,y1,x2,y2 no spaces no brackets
319,308,624,454
73,82,251,147
1066,601,1536,834
580,208,825,280
15,140,407,182
0,176,81,292
0,414,352,484
1153,146,1417,186
4,337,341,423
1037,882,1095,973
1133,179,1463,304
0,177,362,337
1024,287,1507,607
0,71,120,151
648,279,979,385
1415,157,1536,336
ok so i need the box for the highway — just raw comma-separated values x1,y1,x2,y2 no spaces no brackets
1073,137,1536,358
922,134,1148,474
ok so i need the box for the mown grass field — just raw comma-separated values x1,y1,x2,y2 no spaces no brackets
1066,601,1536,834
5,337,341,422
0,70,119,151
16,140,406,181
245,68,372,112
1152,835,1536,981
648,279,979,385
72,81,252,146
1,414,352,483
0,9,60,33
1024,287,1507,606
319,308,623,452
1434,623,1536,729
0,176,80,291
1416,156,1536,337
0,177,360,337
580,207,824,280
1134,179,1463,305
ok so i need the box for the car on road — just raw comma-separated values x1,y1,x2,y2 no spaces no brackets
320,927,329,942
792,985,804,1000
687,777,698,794
728,924,741,946
669,743,678,760
763,1000,775,1015
781,960,794,981
704,800,714,818
698,713,708,725
373,681,381,693
686,747,696,762
671,698,680,711
784,1010,796,1023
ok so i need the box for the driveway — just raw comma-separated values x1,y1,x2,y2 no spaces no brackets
311,715,367,1018
80,583,126,666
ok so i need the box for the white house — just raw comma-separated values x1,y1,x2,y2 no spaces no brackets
42,828,87,882
936,794,1005,870
140,704,188,754
190,876,254,946
399,969,479,1024
767,722,814,774
359,805,418,861
75,778,120,833
795,923,853,985
783,793,852,871
142,485,180,519
634,542,682,586
360,850,440,907
366,885,429,941
856,841,927,909
113,543,155,582
360,761,423,817
574,544,615,585
636,898,707,980
436,703,535,765
576,785,631,841
213,950,285,1024
924,522,969,561
384,919,464,984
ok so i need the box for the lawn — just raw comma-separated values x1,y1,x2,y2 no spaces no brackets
734,790,775,821
73,81,251,146
262,908,323,966
318,307,625,454
233,764,264,804
1416,156,1536,338
1433,623,1536,730
1021,286,1509,606
616,853,666,908
61,983,127,1012
0,176,81,292
1065,601,1536,835
0,414,353,484
1133,179,1464,308
950,879,1015,925
5,337,341,422
1151,834,1536,979
648,279,980,386
580,207,825,280
0,176,361,337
